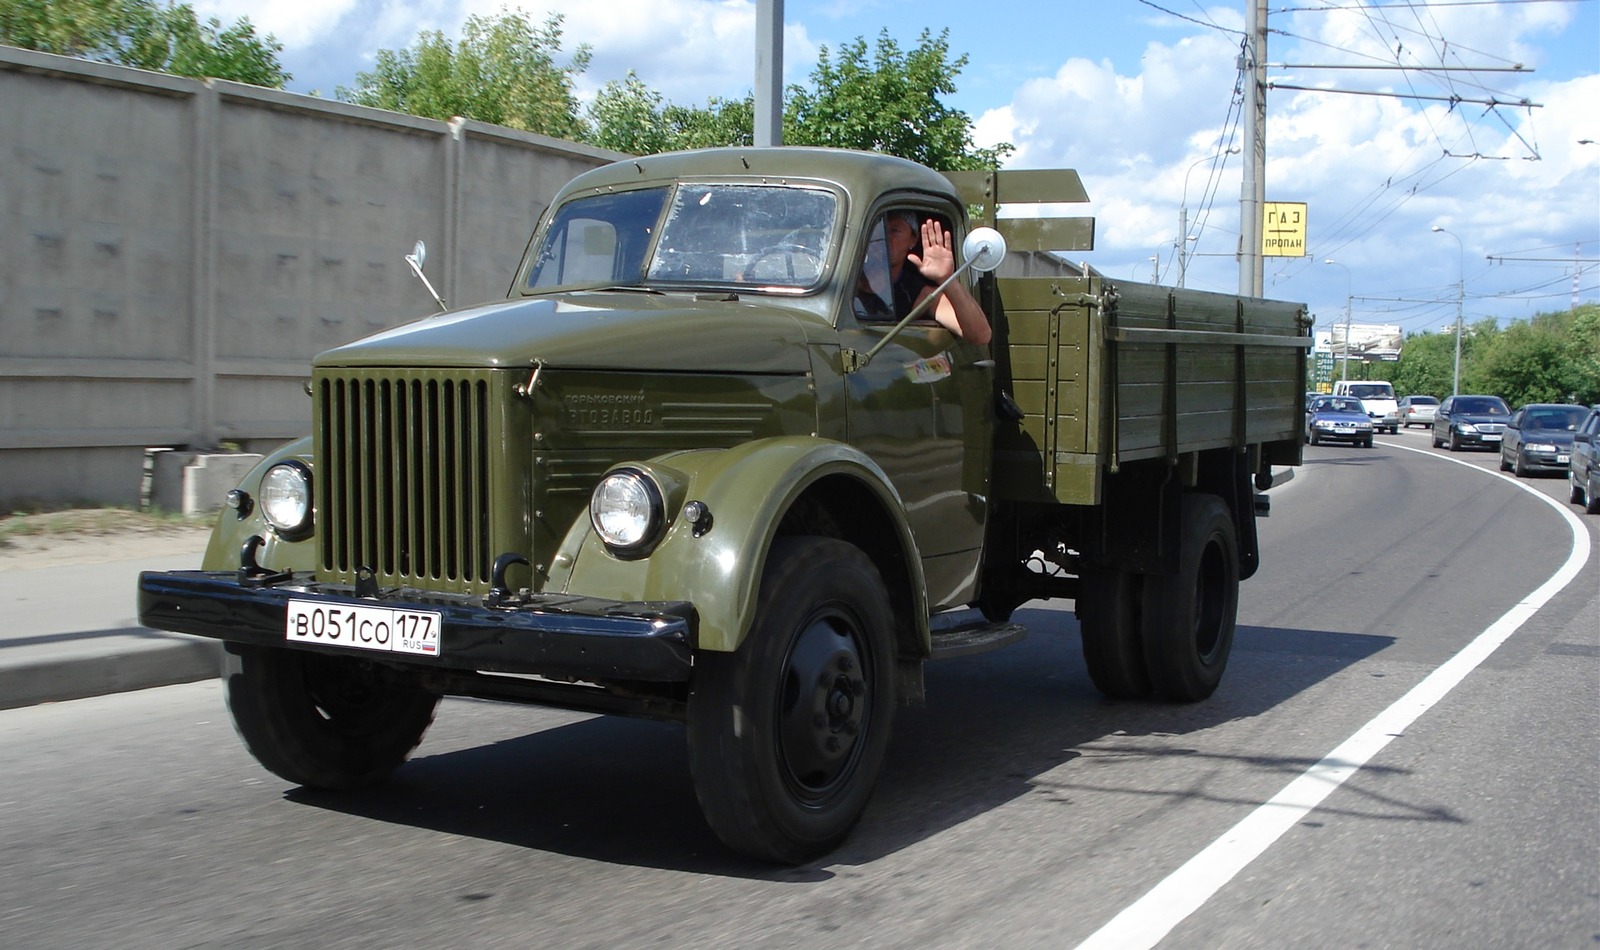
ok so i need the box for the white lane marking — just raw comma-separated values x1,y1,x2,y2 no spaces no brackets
1075,443,1593,950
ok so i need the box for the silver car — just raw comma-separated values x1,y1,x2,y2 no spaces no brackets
1398,394,1438,428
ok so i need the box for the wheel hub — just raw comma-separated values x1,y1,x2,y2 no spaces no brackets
778,616,869,796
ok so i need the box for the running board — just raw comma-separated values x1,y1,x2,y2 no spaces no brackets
928,618,1028,660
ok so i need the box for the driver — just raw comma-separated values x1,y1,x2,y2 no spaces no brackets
856,211,992,345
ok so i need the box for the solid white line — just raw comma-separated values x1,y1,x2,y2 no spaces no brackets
1074,444,1592,950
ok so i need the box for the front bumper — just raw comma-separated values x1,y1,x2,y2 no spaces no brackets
137,571,696,683
1312,425,1373,443
1515,448,1572,472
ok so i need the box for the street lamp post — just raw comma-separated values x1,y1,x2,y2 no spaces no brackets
1178,148,1240,288
1431,225,1465,396
1324,258,1352,382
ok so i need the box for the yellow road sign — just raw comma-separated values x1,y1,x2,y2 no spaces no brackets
1263,202,1307,257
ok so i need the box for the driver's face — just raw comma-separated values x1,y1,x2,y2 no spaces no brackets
885,216,918,263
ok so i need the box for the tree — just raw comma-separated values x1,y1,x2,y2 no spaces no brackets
587,74,753,153
0,0,289,87
585,28,1007,170
339,10,590,140
784,29,1011,171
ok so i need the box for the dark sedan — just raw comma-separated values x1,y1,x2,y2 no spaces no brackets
1500,404,1588,476
1570,405,1600,514
1306,395,1374,447
1432,394,1510,451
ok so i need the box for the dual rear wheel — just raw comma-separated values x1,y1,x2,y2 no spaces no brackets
1076,493,1239,703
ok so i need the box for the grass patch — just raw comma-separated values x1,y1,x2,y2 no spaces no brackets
0,506,211,543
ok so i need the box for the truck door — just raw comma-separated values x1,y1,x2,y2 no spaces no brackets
837,207,992,610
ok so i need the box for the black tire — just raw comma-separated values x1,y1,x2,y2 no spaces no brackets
1077,567,1152,699
687,537,895,864
1307,428,1320,446
1449,430,1462,452
1140,494,1239,703
1569,473,1584,505
223,644,438,789
1432,428,1443,448
1499,448,1513,472
1587,475,1600,516
1513,451,1528,477
1360,437,1373,448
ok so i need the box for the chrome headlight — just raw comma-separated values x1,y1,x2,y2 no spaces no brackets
1528,442,1558,452
1458,422,1479,433
260,461,313,540
590,467,665,556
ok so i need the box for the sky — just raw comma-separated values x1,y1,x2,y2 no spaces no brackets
194,0,1599,337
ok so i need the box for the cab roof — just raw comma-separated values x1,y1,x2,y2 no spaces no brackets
555,147,961,208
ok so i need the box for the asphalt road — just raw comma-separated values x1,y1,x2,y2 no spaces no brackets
2,427,1595,949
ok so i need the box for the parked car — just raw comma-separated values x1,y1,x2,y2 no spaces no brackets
1432,394,1510,451
1397,394,1439,428
1569,405,1600,514
1500,404,1589,476
1305,395,1375,447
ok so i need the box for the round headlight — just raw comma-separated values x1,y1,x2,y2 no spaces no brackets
260,461,313,539
590,468,664,554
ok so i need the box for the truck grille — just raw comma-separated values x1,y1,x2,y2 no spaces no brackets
314,369,513,592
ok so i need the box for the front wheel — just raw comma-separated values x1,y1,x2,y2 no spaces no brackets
223,644,438,789
1449,430,1462,452
1140,494,1239,702
687,537,896,864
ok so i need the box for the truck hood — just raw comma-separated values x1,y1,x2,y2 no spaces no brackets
314,292,819,374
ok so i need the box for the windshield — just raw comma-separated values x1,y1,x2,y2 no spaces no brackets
1455,396,1508,415
1346,383,1394,400
524,183,838,292
1524,407,1586,430
1318,398,1361,413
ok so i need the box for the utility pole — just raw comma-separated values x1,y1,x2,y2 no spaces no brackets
753,0,783,146
1324,259,1352,382
1432,226,1465,397
1239,0,1267,298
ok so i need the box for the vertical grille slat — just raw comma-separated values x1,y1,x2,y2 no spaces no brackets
315,369,509,593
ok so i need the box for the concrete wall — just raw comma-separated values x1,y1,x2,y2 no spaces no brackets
0,46,622,508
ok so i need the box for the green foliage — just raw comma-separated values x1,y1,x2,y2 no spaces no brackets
587,73,753,154
585,28,1007,170
339,10,590,139
784,29,1011,171
1391,304,1599,407
0,0,288,87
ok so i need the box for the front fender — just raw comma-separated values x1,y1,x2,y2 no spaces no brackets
200,437,318,575
547,436,927,653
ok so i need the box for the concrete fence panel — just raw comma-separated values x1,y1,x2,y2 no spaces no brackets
0,46,622,508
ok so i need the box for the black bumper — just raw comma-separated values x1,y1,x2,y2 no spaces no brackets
137,571,696,683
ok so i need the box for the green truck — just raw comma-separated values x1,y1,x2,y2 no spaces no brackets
138,147,1308,863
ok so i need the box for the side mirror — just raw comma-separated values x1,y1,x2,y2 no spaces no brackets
1576,432,1593,444
405,240,447,312
962,227,1008,274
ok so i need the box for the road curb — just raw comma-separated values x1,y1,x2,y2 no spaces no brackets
0,637,220,711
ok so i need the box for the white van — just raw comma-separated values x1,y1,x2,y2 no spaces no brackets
1333,380,1400,433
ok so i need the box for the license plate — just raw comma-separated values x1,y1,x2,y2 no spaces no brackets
286,600,442,657
1484,434,1501,442
1558,454,1570,464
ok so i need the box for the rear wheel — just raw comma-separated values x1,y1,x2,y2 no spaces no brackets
1077,567,1152,699
687,537,895,864
223,644,438,789
1141,494,1238,702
